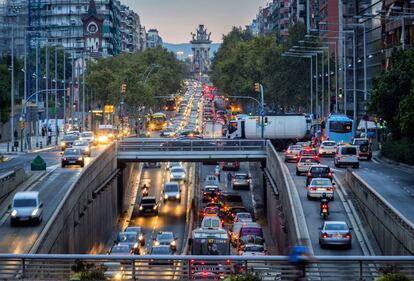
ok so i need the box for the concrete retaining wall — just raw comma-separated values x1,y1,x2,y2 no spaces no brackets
32,144,119,254
345,170,414,255
0,169,27,201
265,141,310,253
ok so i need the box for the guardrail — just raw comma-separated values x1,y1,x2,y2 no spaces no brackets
345,170,414,255
0,168,26,201
0,254,412,280
117,138,267,161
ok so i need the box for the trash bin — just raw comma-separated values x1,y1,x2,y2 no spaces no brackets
31,155,46,171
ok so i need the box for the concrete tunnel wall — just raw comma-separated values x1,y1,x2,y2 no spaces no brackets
32,144,135,254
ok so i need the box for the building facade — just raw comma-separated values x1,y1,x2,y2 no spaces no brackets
146,28,162,49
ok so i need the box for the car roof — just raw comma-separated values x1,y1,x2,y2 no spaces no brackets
142,196,156,200
165,182,179,186
235,173,248,176
324,221,348,226
14,191,39,199
310,164,329,168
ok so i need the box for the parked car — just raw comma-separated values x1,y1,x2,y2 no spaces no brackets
10,191,43,226
138,196,159,215
61,148,84,168
307,178,335,200
305,165,333,186
334,145,360,168
319,221,352,249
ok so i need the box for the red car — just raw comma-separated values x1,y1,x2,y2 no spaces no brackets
221,161,240,171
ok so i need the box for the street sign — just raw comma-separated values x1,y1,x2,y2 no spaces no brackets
260,110,265,116
104,105,114,113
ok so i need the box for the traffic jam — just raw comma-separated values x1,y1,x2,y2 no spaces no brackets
102,81,270,279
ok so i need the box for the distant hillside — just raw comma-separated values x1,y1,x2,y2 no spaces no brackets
163,43,221,59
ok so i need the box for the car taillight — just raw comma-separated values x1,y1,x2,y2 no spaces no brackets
314,155,319,160
234,217,238,222
307,172,311,177
296,155,300,158
190,259,195,265
226,259,231,266
345,233,352,239
322,233,329,238
287,150,292,154
201,260,205,265
203,192,207,195
309,187,316,191
327,187,334,191
328,172,332,177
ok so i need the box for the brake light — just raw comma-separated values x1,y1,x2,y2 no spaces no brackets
305,149,311,152
307,172,311,177
296,155,300,159
309,187,316,191
328,172,332,177
190,259,195,265
322,233,329,238
203,192,207,195
226,259,231,266
314,155,319,160
345,233,352,239
327,187,334,191
201,260,205,265
201,272,209,277
287,150,292,154
322,204,328,209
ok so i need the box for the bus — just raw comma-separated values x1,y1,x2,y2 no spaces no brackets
164,98,177,111
326,114,355,144
147,112,167,131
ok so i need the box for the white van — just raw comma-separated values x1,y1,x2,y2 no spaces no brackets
10,191,43,226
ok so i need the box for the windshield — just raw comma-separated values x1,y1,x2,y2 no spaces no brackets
80,132,93,138
310,167,329,174
157,233,173,240
341,147,357,155
165,184,179,192
111,246,129,253
118,233,136,242
171,167,184,173
239,227,263,238
237,213,252,219
289,145,302,150
325,223,348,231
234,174,248,180
73,141,88,146
151,247,170,255
353,139,368,145
141,198,156,204
64,149,81,155
322,141,336,146
13,199,37,207
329,121,352,133
63,135,77,141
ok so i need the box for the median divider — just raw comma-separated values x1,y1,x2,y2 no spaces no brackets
31,144,118,254
345,169,414,255
265,140,312,253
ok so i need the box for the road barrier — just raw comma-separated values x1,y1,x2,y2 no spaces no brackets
265,141,310,253
31,144,118,254
0,169,26,201
345,170,414,255
0,254,413,281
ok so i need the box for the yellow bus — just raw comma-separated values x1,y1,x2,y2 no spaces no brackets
148,112,167,131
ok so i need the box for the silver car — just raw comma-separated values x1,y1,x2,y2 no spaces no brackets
296,157,319,176
163,182,181,202
284,145,302,162
319,221,352,249
72,140,91,157
231,173,250,190
307,178,335,200
169,166,186,182
334,145,359,168
10,191,43,226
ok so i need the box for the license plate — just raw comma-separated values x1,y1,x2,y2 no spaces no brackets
322,209,327,213
69,161,76,163
19,217,29,221
333,234,342,238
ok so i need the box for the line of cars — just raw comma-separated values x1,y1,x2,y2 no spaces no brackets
60,131,96,168
284,141,353,249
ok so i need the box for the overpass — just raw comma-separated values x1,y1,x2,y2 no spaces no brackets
117,138,267,162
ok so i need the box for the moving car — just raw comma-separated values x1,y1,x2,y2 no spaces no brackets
334,145,360,168
153,231,177,251
305,165,333,186
103,262,125,281
202,185,221,203
138,196,159,215
79,131,96,145
221,161,240,171
319,221,352,249
299,148,320,163
108,245,132,256
72,140,91,157
352,138,372,160
144,162,161,168
149,245,174,265
166,162,182,170
124,226,145,246
200,206,221,220
61,148,84,168
307,178,335,200
233,212,253,223
238,244,267,256
318,140,337,156
162,182,181,203
284,145,302,162
203,175,220,188
169,166,186,182
60,134,78,151
231,173,251,190
115,232,140,254
10,191,43,226
296,157,319,176
160,127,176,137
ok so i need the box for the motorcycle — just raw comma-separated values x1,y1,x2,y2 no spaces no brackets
320,202,329,220
142,184,149,197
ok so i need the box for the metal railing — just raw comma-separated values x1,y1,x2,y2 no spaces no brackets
0,254,413,280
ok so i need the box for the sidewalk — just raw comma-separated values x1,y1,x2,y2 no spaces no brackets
0,135,62,159
372,150,414,172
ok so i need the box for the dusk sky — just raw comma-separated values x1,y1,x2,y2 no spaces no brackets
122,0,268,43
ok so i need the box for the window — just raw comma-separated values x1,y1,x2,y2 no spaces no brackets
329,121,352,133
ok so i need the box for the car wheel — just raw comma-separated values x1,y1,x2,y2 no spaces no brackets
296,170,300,176
367,155,372,161
10,218,16,226
80,163,84,168
61,163,65,168
307,194,311,200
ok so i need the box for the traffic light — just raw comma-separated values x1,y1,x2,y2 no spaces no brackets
264,117,269,126
121,83,127,93
254,82,260,93
338,88,343,99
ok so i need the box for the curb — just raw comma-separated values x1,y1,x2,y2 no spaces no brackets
373,155,414,171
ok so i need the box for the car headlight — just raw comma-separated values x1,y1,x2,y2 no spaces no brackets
85,147,90,152
78,157,83,161
153,205,158,210
175,194,180,199
170,240,176,246
63,157,67,161
115,273,122,280
181,174,185,178
154,241,160,246
139,206,143,210
31,208,39,217
164,194,169,200
11,210,17,217
60,142,66,146
139,234,144,241
134,242,138,248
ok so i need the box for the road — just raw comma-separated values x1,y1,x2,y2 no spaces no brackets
0,144,107,253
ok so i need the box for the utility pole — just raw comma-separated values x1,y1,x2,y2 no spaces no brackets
63,51,66,133
11,27,15,151
82,53,86,131
35,40,40,147
71,53,74,128
54,47,58,145
23,30,27,151
45,44,49,133
77,63,80,130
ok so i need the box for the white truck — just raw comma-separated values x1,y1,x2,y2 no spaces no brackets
226,115,309,150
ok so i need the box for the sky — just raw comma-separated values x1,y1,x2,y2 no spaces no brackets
122,0,268,43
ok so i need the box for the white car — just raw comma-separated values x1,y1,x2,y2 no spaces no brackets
239,244,267,256
163,182,181,202
72,140,91,157
334,145,360,168
169,166,186,182
318,141,337,156
296,157,319,176
79,131,96,145
166,162,182,170
10,191,43,226
307,178,335,200
234,212,253,223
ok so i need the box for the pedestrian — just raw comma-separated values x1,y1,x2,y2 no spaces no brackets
47,129,52,145
56,126,60,137
227,172,232,187
288,238,313,281
41,126,46,137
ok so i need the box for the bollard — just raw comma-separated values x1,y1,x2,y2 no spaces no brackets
7,142,9,152
40,141,43,149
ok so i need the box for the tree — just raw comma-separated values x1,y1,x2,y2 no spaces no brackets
0,63,11,124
